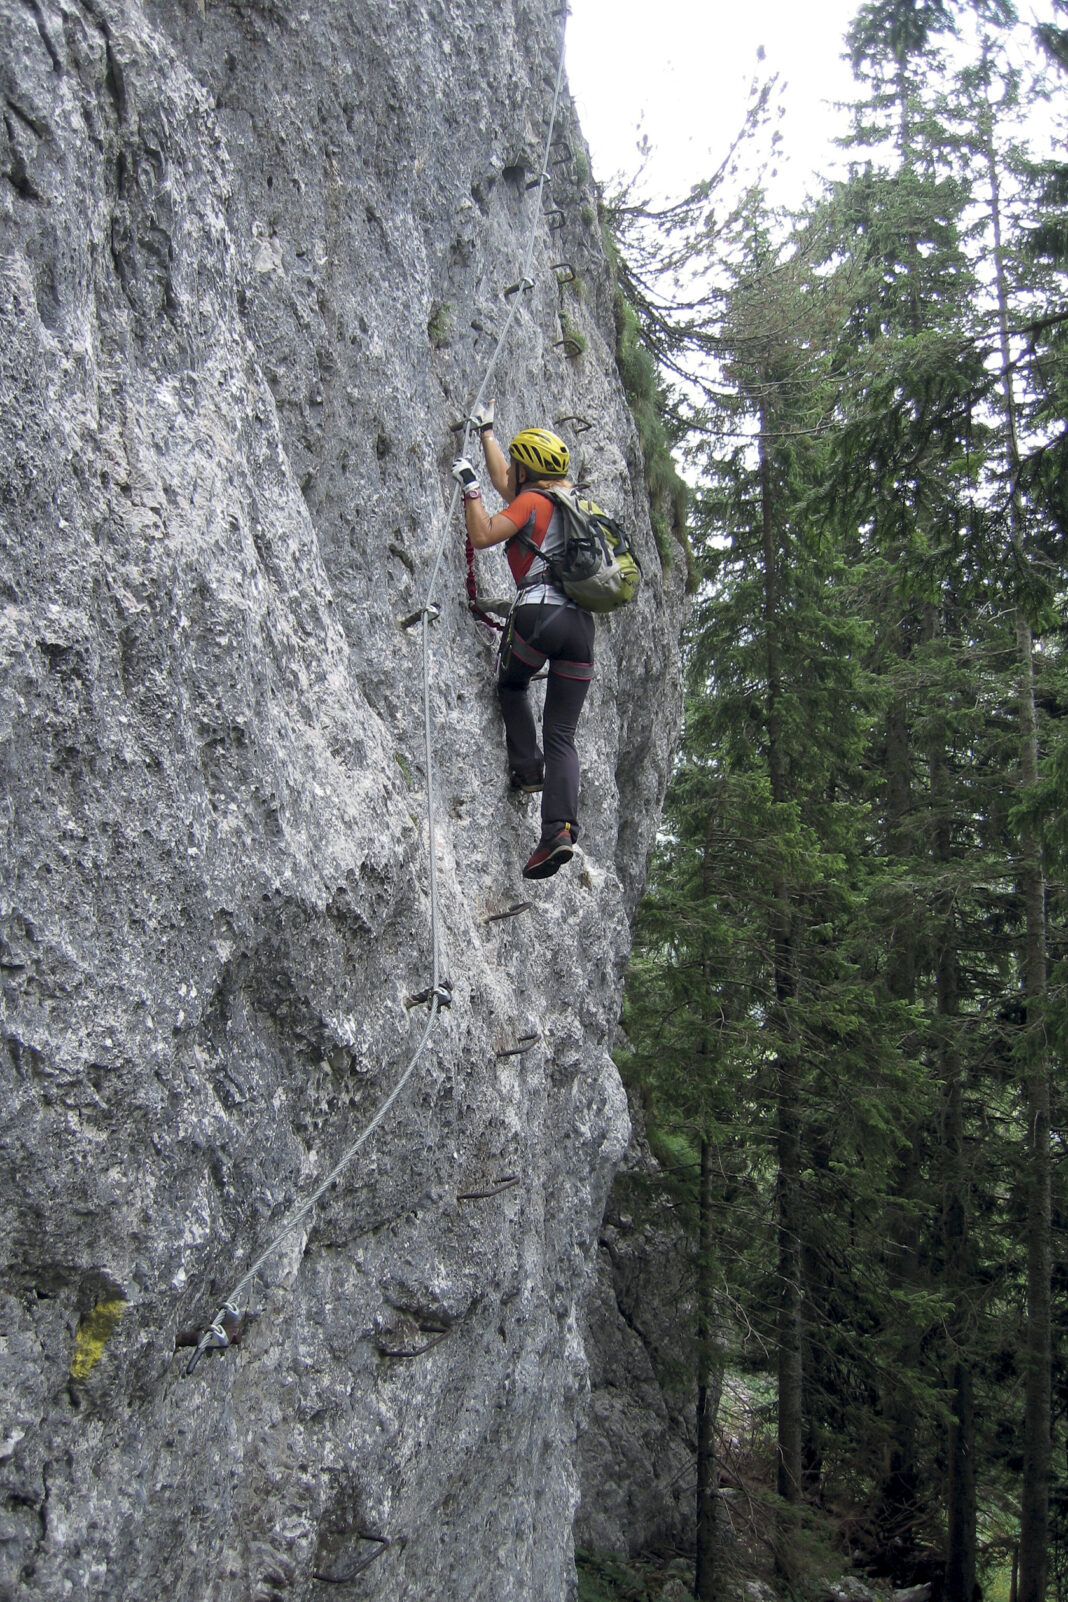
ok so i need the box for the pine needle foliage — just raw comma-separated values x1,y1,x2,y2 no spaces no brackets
606,1,1068,1593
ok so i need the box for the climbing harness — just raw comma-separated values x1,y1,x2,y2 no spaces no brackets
183,7,574,1377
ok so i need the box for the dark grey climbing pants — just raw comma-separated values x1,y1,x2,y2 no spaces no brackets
497,602,595,839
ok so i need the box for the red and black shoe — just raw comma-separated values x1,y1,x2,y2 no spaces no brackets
522,824,574,880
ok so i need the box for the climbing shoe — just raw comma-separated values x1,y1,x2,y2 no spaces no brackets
510,765,544,794
522,825,574,880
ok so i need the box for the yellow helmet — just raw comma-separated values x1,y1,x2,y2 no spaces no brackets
509,427,570,478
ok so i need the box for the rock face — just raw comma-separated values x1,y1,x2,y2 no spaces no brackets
0,2,685,1598
577,1153,697,1561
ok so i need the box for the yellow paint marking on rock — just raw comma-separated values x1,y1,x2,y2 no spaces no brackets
70,1298,126,1380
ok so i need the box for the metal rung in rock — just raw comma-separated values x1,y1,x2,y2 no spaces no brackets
525,170,552,191
555,336,583,358
504,277,535,298
554,413,592,435
313,1533,391,1584
486,902,532,925
496,1035,539,1057
458,1173,521,1203
376,1328,450,1359
552,262,576,284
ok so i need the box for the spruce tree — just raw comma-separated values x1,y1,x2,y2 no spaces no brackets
606,3,1067,1592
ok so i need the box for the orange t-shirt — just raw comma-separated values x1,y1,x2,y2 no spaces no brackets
498,491,557,586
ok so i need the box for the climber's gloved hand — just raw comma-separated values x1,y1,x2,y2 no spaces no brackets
451,457,482,499
469,400,495,434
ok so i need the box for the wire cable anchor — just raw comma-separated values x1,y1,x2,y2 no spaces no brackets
183,1303,242,1376
405,979,453,1010
399,601,441,631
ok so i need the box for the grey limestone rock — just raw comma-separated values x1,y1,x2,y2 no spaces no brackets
0,1,685,1598
576,1144,697,1560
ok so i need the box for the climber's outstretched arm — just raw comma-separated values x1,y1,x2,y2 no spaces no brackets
452,457,516,549
470,400,510,499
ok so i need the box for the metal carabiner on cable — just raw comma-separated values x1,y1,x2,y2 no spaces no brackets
185,1303,242,1376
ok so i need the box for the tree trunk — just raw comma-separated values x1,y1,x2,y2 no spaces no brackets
695,1133,722,1600
776,1072,803,1507
928,606,977,1602
984,105,1052,1601
946,1358,977,1602
758,399,803,1513
873,617,923,1560
1017,613,1051,1602
940,923,976,1602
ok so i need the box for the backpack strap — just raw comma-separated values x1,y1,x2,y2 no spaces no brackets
509,489,565,590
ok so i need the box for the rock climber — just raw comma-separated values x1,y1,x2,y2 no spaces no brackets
451,406,593,881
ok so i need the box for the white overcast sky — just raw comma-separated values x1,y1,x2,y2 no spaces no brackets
565,0,862,208
565,0,1062,210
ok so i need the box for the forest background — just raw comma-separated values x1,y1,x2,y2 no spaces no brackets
579,2,1068,1600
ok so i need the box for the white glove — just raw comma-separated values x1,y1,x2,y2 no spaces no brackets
469,400,495,434
451,457,481,499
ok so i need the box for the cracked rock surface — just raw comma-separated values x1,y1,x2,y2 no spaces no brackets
0,1,685,1598
578,1153,698,1559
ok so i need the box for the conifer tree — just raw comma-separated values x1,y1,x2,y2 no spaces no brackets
620,186,924,1588
606,3,1067,1593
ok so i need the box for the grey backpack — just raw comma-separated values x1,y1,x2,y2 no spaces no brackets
519,487,642,613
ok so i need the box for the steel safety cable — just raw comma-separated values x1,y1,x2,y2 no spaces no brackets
187,1005,442,1369
185,7,569,1375
424,10,569,608
186,591,449,1372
